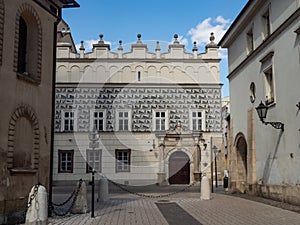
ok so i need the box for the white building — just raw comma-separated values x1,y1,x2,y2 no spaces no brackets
219,0,300,205
54,21,223,186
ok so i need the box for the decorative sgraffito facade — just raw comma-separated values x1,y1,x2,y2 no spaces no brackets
54,20,223,185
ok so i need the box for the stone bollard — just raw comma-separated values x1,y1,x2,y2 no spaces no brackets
25,184,48,225
200,174,211,200
71,180,88,214
98,177,109,202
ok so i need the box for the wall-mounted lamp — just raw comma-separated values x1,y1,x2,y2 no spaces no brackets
255,101,284,131
296,102,300,110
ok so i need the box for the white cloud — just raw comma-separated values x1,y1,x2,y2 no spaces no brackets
187,16,230,46
218,48,228,59
75,39,112,52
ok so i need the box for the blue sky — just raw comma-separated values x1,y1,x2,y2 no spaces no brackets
62,0,248,97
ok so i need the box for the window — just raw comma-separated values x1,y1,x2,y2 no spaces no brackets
91,110,106,131
190,110,205,131
116,110,131,131
86,149,102,173
15,6,42,84
246,28,254,54
62,111,76,132
115,149,131,172
17,17,27,74
153,110,169,131
262,9,271,39
58,150,74,173
138,71,141,81
264,67,275,104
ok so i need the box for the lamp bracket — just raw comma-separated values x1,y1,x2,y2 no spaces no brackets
264,121,284,131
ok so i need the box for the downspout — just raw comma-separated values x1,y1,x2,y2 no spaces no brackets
48,7,61,217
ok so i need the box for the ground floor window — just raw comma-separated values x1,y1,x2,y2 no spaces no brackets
115,149,131,172
58,150,74,173
86,149,102,173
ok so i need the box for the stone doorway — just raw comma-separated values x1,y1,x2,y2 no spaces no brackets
168,151,190,184
235,135,248,193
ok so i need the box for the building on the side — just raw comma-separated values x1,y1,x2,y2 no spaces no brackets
219,0,300,204
0,0,78,224
54,22,224,186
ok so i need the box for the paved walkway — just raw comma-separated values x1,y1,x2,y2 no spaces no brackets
49,185,300,225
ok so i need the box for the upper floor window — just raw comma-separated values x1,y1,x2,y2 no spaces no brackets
15,5,42,84
86,149,102,173
116,110,131,131
262,9,271,39
153,110,169,131
58,150,74,173
264,67,275,105
17,17,27,74
91,110,106,131
62,110,76,132
260,51,275,105
138,71,141,81
246,28,254,54
115,149,131,172
190,110,205,131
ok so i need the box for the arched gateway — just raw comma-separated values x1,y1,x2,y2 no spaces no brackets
168,151,190,184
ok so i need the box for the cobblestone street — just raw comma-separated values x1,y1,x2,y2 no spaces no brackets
49,184,300,225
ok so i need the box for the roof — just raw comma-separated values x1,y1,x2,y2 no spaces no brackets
218,0,255,47
59,0,80,8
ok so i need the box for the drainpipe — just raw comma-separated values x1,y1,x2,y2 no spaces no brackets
48,8,61,217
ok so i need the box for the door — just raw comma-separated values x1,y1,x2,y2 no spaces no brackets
169,151,190,184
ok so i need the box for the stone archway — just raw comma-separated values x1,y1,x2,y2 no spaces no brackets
168,151,190,184
232,133,248,193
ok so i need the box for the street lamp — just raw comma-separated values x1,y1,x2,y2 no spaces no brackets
255,101,284,131
212,145,219,188
88,129,99,218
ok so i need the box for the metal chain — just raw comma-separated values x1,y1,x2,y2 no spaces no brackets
51,179,83,217
107,179,197,199
27,184,40,208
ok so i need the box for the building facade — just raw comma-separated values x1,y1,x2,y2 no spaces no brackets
0,0,78,224
219,0,300,204
54,23,223,186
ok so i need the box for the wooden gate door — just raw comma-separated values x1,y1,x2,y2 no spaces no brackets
169,151,190,184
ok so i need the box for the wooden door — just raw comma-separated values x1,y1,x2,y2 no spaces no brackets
169,151,190,184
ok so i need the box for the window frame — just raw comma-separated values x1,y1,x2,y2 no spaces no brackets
58,150,74,173
115,149,131,173
115,109,131,131
246,27,254,54
90,109,106,132
86,149,102,173
264,66,275,105
61,110,77,132
189,110,206,131
152,110,169,131
262,7,271,40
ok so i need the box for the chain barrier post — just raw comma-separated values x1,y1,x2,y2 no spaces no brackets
71,179,88,214
25,184,48,225
98,176,109,202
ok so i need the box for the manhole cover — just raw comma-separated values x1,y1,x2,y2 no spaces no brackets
157,199,170,203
